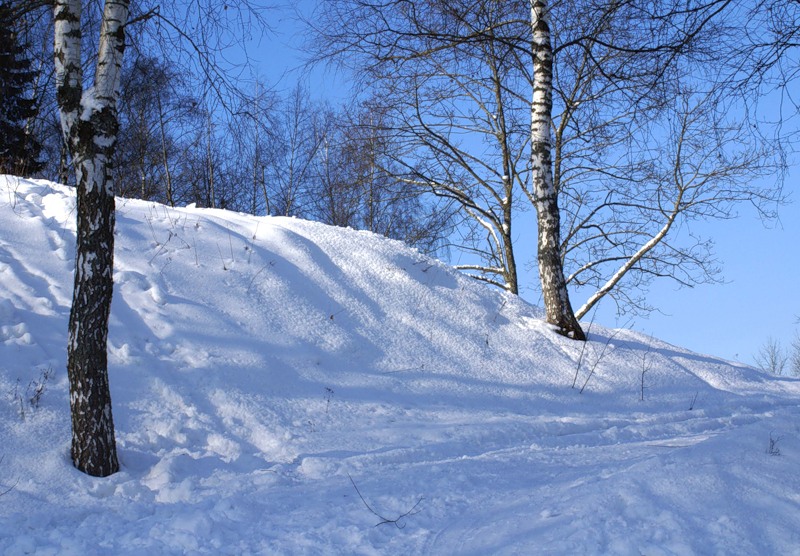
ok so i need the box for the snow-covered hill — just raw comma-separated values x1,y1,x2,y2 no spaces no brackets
1,175,799,554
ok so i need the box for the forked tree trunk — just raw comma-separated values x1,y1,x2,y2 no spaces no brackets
530,0,585,341
54,0,129,476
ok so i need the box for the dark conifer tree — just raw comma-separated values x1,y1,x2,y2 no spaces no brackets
0,2,42,176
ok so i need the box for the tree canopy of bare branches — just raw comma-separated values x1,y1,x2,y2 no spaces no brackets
310,0,785,339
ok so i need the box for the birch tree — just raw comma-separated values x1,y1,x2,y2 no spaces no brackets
309,99,455,253
548,0,783,319
266,84,327,217
310,0,532,293
114,56,205,206
567,85,780,319
530,0,583,338
53,0,268,477
739,0,800,89
54,0,129,476
312,0,782,339
754,337,788,375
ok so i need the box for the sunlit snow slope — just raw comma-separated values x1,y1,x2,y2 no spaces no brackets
1,176,799,555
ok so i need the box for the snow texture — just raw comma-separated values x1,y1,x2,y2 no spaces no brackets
1,175,799,555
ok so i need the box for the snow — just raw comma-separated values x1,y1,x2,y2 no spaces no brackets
1,174,799,554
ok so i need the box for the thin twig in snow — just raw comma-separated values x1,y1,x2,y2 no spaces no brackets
348,473,423,529
0,456,18,497
572,308,598,388
579,323,629,394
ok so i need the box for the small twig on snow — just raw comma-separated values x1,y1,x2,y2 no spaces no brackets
572,309,597,388
216,242,228,271
226,225,235,261
579,319,631,394
348,473,423,529
640,336,654,401
0,456,18,497
579,331,617,394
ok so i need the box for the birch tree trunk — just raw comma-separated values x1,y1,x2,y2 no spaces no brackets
54,0,129,477
530,0,585,340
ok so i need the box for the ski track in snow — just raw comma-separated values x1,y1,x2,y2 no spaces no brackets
1,176,799,555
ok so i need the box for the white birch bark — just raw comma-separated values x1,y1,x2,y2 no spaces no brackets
55,0,129,477
530,0,585,340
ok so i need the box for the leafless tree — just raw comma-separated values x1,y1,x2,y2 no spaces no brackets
54,0,130,477
567,85,782,319
736,0,800,93
549,0,785,319
310,0,532,294
791,333,800,377
754,337,788,375
52,0,269,477
265,83,329,217
114,56,205,205
226,80,277,215
311,99,456,253
530,0,584,338
310,0,774,340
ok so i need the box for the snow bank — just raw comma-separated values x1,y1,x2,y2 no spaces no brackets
1,176,798,554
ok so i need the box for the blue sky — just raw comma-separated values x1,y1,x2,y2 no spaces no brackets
254,2,798,365
503,187,798,364
633,201,798,363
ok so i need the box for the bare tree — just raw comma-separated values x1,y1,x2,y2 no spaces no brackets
311,99,455,253
310,0,761,340
310,0,532,293
52,0,269,476
116,58,173,200
545,0,785,319
227,80,277,215
230,81,455,251
266,83,328,217
791,332,800,377
754,337,788,375
54,0,130,477
114,56,205,206
736,0,800,93
530,0,584,338
568,85,782,319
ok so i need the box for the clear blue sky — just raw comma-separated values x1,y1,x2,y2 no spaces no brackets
254,2,798,366
626,201,798,363
568,202,799,364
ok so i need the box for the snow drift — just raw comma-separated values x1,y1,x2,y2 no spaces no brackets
1,175,799,554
